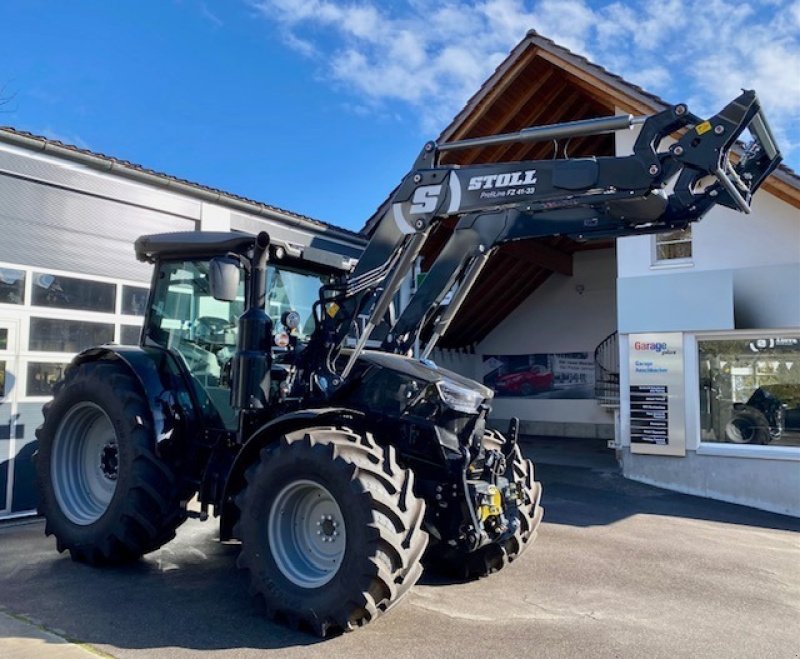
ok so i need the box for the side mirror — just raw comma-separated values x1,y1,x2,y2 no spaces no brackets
209,257,240,302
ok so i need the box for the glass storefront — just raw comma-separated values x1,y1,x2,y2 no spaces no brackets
698,336,800,447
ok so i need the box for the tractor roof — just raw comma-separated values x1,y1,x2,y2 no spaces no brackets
135,232,256,263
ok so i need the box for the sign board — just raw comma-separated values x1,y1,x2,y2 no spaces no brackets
628,333,685,456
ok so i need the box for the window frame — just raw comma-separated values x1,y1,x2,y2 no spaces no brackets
693,330,800,459
0,260,150,403
652,227,693,266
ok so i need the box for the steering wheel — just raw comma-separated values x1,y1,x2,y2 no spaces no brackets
193,316,235,346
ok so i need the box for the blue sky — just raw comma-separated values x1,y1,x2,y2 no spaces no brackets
1,1,798,232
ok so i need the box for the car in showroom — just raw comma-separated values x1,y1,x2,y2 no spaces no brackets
493,364,555,397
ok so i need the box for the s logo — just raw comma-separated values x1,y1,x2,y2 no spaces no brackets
410,184,442,214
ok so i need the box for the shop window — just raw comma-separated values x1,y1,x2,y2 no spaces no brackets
32,272,115,313
120,324,142,345
654,228,692,262
0,268,25,305
698,336,800,447
122,285,149,316
26,362,68,397
29,317,114,353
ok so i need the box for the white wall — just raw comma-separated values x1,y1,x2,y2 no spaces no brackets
615,111,800,516
475,248,617,433
618,191,800,279
615,110,800,282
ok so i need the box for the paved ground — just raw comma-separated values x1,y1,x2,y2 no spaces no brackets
1,437,798,659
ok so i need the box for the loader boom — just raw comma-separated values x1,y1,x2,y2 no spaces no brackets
297,90,781,396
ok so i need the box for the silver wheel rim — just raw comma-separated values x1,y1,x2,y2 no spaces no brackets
51,402,119,525
725,419,752,443
267,479,346,588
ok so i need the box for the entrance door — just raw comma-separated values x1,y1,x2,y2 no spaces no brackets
0,319,19,515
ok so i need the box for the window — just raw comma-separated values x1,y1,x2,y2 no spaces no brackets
654,228,692,262
32,272,115,313
266,266,328,339
29,318,114,353
147,260,243,385
0,268,25,305
122,285,149,316
26,362,69,397
698,336,800,447
120,324,142,345
0,328,7,351
0,360,5,397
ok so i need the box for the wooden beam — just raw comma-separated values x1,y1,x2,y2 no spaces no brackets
445,45,540,143
502,90,600,164
468,266,553,344
762,175,800,210
536,50,661,115
487,85,583,164
500,240,573,276
444,256,527,345
481,66,557,135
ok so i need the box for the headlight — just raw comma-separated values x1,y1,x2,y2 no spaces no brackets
436,378,484,414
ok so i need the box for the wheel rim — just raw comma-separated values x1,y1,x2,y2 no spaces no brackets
726,418,753,443
51,402,119,525
268,479,346,588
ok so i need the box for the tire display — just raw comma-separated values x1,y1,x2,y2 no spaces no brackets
35,361,187,564
234,426,428,636
725,407,772,444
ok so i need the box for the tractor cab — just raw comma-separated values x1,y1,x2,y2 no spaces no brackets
134,232,346,429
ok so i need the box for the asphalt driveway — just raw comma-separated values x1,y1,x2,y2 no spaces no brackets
1,438,798,658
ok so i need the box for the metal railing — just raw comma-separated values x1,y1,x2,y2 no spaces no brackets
594,331,620,408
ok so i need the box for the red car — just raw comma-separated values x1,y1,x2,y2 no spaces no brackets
494,365,554,396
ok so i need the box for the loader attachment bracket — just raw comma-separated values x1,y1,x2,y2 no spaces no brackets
667,90,781,219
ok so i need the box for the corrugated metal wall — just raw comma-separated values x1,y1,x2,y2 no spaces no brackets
0,146,198,281
0,140,364,520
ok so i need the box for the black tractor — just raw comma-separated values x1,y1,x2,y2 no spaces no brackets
35,90,779,635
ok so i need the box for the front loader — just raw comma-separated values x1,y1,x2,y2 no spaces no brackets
34,90,780,635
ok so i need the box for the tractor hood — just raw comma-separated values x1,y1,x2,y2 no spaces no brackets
356,350,493,399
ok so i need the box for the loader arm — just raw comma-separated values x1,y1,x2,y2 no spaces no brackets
302,90,780,396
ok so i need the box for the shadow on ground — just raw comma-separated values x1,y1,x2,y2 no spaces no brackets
0,520,321,652
0,435,797,654
520,436,800,533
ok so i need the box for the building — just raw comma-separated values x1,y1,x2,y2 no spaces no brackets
0,131,365,520
2,31,798,521
383,32,799,517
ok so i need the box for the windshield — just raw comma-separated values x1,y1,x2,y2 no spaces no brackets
266,266,329,339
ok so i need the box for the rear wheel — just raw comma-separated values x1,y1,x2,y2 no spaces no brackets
427,429,543,580
234,426,428,636
35,361,187,564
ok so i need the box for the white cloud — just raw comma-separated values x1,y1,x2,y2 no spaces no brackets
250,0,800,163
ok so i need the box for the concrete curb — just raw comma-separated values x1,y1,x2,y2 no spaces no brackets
0,611,109,658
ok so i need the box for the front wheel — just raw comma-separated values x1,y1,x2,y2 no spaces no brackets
234,426,428,636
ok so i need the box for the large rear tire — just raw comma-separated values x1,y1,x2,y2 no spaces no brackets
234,426,428,636
427,429,543,580
725,408,771,444
35,361,187,564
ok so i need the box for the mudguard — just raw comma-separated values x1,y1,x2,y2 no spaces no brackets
219,407,365,541
71,345,199,456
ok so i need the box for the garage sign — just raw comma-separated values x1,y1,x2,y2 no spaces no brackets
628,333,686,456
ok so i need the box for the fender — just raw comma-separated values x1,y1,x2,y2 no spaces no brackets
72,345,199,456
219,407,366,541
